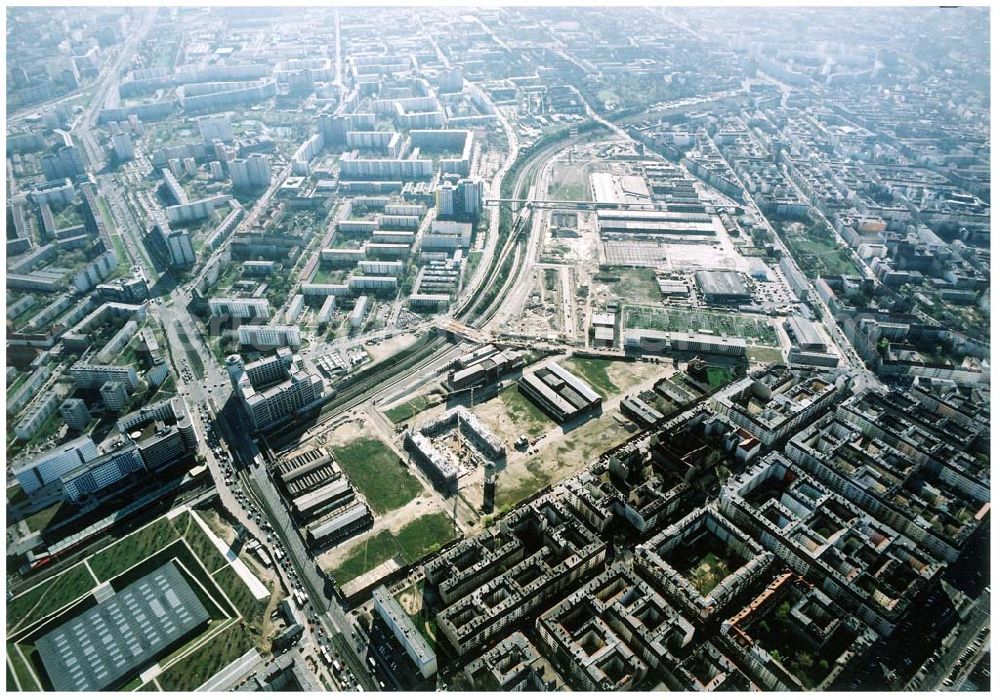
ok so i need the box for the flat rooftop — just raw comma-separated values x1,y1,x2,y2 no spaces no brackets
590,173,652,204
695,270,750,298
36,562,210,692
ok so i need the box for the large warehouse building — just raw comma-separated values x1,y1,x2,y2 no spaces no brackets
694,270,753,305
518,361,603,423
35,562,210,692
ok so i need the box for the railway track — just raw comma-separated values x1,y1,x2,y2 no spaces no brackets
265,122,602,453
455,129,591,328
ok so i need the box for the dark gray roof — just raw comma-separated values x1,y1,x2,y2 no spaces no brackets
694,270,750,298
36,561,210,692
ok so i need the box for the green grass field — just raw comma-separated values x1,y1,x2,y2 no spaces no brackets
560,357,619,398
331,512,457,584
747,346,785,365
597,88,620,107
544,268,558,291
7,563,97,635
463,250,483,286
21,501,65,534
88,517,182,582
331,530,399,583
495,413,633,510
7,484,28,507
155,623,254,691
686,551,734,596
395,512,457,561
177,514,230,575
384,395,437,424
548,181,588,201
706,366,736,389
609,268,662,305
212,566,268,640
331,438,423,514
495,460,550,511
6,509,273,692
499,385,556,438
624,305,779,346
7,641,40,691
310,266,346,285
781,221,861,278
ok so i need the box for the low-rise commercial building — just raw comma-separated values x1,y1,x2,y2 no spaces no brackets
518,361,603,423
307,501,373,549
624,329,748,357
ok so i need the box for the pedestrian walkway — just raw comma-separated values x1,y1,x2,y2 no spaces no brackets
188,507,269,600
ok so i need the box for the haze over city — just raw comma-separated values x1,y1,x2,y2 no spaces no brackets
3,5,991,694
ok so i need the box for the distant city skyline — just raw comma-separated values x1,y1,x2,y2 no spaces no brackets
5,5,990,693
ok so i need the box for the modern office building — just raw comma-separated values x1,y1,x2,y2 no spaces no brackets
14,392,63,442
228,349,323,430
100,380,130,412
347,295,369,328
12,435,99,499
111,131,134,161
423,220,473,250
197,113,235,143
437,181,456,217
347,275,397,293
458,177,485,218
229,347,294,386
59,445,147,502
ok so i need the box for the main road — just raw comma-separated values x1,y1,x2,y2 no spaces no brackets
75,37,844,689
153,100,528,691
75,7,159,171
